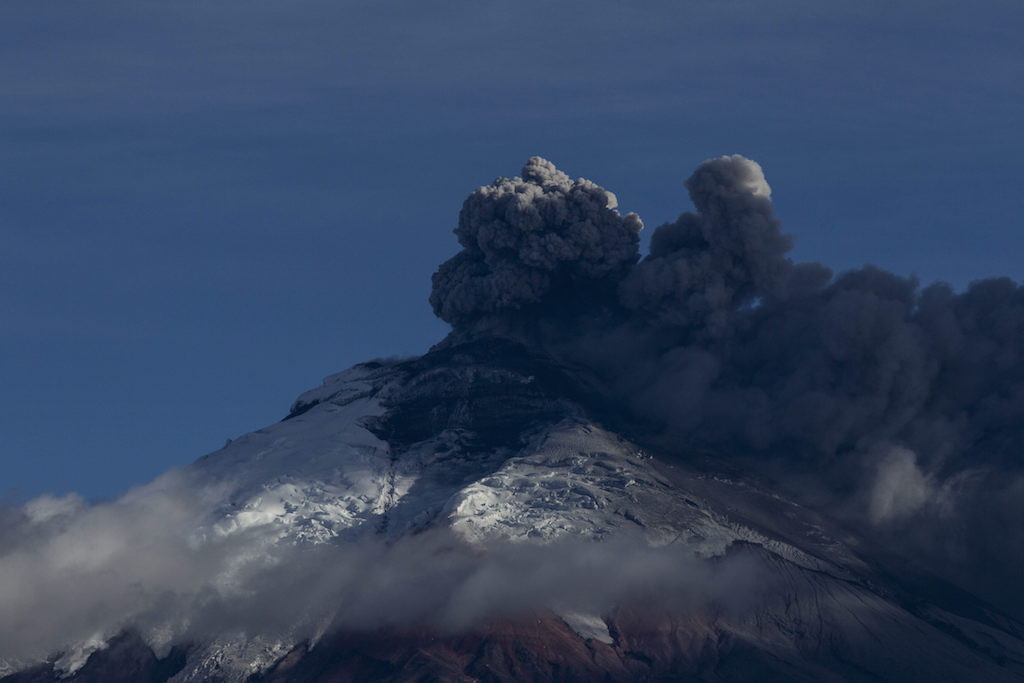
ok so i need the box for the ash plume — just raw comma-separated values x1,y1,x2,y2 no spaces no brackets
430,156,643,327
620,155,792,335
431,155,1024,616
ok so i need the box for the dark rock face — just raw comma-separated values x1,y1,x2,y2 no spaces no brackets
10,603,1023,683
1,633,187,683
244,548,1024,682
366,337,586,452
250,616,805,683
286,337,586,455
253,616,627,683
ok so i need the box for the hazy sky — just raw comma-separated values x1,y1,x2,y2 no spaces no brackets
3,0,1023,499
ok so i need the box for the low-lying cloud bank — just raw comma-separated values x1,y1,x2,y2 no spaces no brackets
0,476,755,667
432,155,1024,616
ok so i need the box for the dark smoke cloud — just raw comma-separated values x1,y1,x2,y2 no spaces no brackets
431,155,1024,616
620,155,792,335
430,157,643,326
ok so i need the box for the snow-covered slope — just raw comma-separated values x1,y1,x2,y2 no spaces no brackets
5,337,1024,682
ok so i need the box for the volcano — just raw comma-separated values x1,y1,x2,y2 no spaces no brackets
4,335,1023,682
4,155,1024,682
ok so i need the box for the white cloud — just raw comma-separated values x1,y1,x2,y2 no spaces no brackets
868,446,933,524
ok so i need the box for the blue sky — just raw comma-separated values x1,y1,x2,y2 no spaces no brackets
2,0,1022,499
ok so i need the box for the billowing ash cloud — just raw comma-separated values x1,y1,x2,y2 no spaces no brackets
620,155,792,334
430,157,643,326
431,155,1024,616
